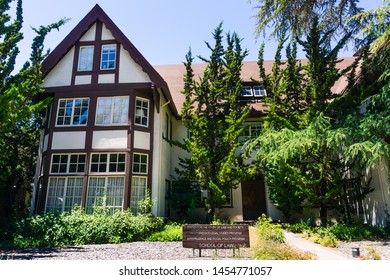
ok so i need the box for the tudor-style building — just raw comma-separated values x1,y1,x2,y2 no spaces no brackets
31,4,177,216
31,5,389,226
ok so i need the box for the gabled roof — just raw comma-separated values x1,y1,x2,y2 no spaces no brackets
42,4,178,116
154,57,356,114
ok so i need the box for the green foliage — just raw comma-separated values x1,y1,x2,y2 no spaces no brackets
253,215,315,259
284,222,390,243
137,190,157,215
147,223,182,242
177,23,251,221
247,9,389,223
255,214,284,243
2,208,164,248
0,0,66,226
168,180,201,222
251,0,363,42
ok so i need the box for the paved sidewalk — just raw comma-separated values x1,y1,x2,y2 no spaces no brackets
283,231,351,260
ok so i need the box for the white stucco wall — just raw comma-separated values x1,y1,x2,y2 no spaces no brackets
51,131,86,149
43,47,74,87
80,23,96,41
102,24,115,40
151,94,172,217
133,131,150,150
75,75,92,85
98,74,115,84
119,45,151,83
92,130,128,149
363,162,390,227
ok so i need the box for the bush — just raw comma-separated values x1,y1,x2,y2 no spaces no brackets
255,214,284,243
147,223,182,241
283,221,390,247
253,215,314,260
5,208,164,248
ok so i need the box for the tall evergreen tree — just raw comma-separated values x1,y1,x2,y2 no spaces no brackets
177,23,250,222
0,0,66,226
247,18,370,223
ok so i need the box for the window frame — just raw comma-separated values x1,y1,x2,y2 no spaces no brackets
132,153,148,175
56,98,89,127
130,176,148,215
100,44,117,70
134,97,149,127
78,45,94,71
241,86,253,97
253,86,267,97
45,176,84,213
242,123,262,138
50,154,87,174
95,96,129,125
89,153,126,174
86,176,125,214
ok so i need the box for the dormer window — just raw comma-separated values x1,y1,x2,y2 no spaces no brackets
101,44,117,70
253,86,267,97
241,85,267,98
78,46,94,71
241,86,253,97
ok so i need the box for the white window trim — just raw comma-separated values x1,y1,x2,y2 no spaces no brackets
45,176,84,213
95,96,129,126
86,176,125,214
130,176,148,215
253,86,267,97
241,86,253,97
134,97,149,127
100,44,117,70
132,153,148,175
78,46,94,71
50,153,87,174
56,98,89,127
89,153,127,173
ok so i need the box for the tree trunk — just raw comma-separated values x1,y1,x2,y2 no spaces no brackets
319,205,328,225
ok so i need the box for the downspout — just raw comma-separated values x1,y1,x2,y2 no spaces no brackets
161,100,170,108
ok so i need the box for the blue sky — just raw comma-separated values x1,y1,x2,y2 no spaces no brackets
15,0,385,70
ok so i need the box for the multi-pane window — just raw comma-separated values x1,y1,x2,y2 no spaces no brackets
241,85,267,97
253,86,267,97
134,98,149,127
100,44,117,70
90,153,126,173
86,177,124,214
56,98,89,126
222,188,233,207
95,96,129,125
132,153,148,174
241,86,253,97
45,177,83,213
50,154,86,174
242,123,262,138
130,176,147,215
78,46,94,71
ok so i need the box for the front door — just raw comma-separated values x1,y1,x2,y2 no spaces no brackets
241,174,267,220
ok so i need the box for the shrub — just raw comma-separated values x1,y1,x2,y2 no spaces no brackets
252,216,314,260
6,208,164,248
147,223,182,241
255,214,284,243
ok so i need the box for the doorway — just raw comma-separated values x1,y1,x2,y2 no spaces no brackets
241,174,267,220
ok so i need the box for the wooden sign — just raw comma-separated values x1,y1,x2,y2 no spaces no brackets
182,224,250,251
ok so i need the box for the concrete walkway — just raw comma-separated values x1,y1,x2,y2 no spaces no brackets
283,231,351,260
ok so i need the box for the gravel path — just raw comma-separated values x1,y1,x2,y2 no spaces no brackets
0,242,252,260
1,239,389,260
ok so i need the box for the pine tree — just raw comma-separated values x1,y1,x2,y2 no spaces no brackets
177,23,250,222
0,0,66,225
